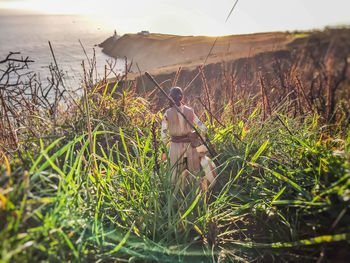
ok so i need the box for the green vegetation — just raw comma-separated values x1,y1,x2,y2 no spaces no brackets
1,75,349,262
292,32,310,39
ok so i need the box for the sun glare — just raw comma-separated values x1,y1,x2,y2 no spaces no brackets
0,0,99,14
2,0,349,36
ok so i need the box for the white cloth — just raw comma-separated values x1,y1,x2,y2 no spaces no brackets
161,105,207,145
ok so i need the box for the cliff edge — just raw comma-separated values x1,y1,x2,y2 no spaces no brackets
99,32,294,73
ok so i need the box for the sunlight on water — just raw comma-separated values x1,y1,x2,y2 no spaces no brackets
0,14,125,88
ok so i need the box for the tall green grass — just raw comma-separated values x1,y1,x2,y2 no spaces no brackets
1,83,349,262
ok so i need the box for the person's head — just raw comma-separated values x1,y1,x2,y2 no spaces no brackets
169,87,183,107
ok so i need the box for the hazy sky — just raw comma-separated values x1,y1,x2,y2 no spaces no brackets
1,0,349,36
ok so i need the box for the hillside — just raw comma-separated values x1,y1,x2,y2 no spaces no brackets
99,31,294,72
104,29,350,125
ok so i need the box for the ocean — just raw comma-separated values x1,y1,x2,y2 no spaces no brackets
0,14,124,88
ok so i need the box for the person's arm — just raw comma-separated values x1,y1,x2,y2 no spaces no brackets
161,113,168,145
194,114,207,133
160,113,169,161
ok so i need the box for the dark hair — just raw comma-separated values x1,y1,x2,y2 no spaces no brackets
169,87,183,107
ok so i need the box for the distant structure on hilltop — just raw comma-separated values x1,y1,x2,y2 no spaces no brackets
138,30,150,36
113,30,120,39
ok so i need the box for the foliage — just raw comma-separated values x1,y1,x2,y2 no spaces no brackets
0,52,349,262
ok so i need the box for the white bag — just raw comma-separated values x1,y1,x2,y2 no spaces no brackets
197,145,217,189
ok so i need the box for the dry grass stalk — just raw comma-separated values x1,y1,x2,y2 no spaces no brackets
197,97,224,128
0,94,18,150
0,52,64,154
295,75,313,112
198,66,212,125
258,71,267,120
123,56,128,91
136,63,146,94
172,67,182,87
82,60,96,172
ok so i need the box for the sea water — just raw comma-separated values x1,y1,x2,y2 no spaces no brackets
0,14,124,89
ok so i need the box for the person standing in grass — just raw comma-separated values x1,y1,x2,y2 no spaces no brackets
161,87,207,188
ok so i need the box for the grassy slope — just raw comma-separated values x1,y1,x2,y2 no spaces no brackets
1,82,350,262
